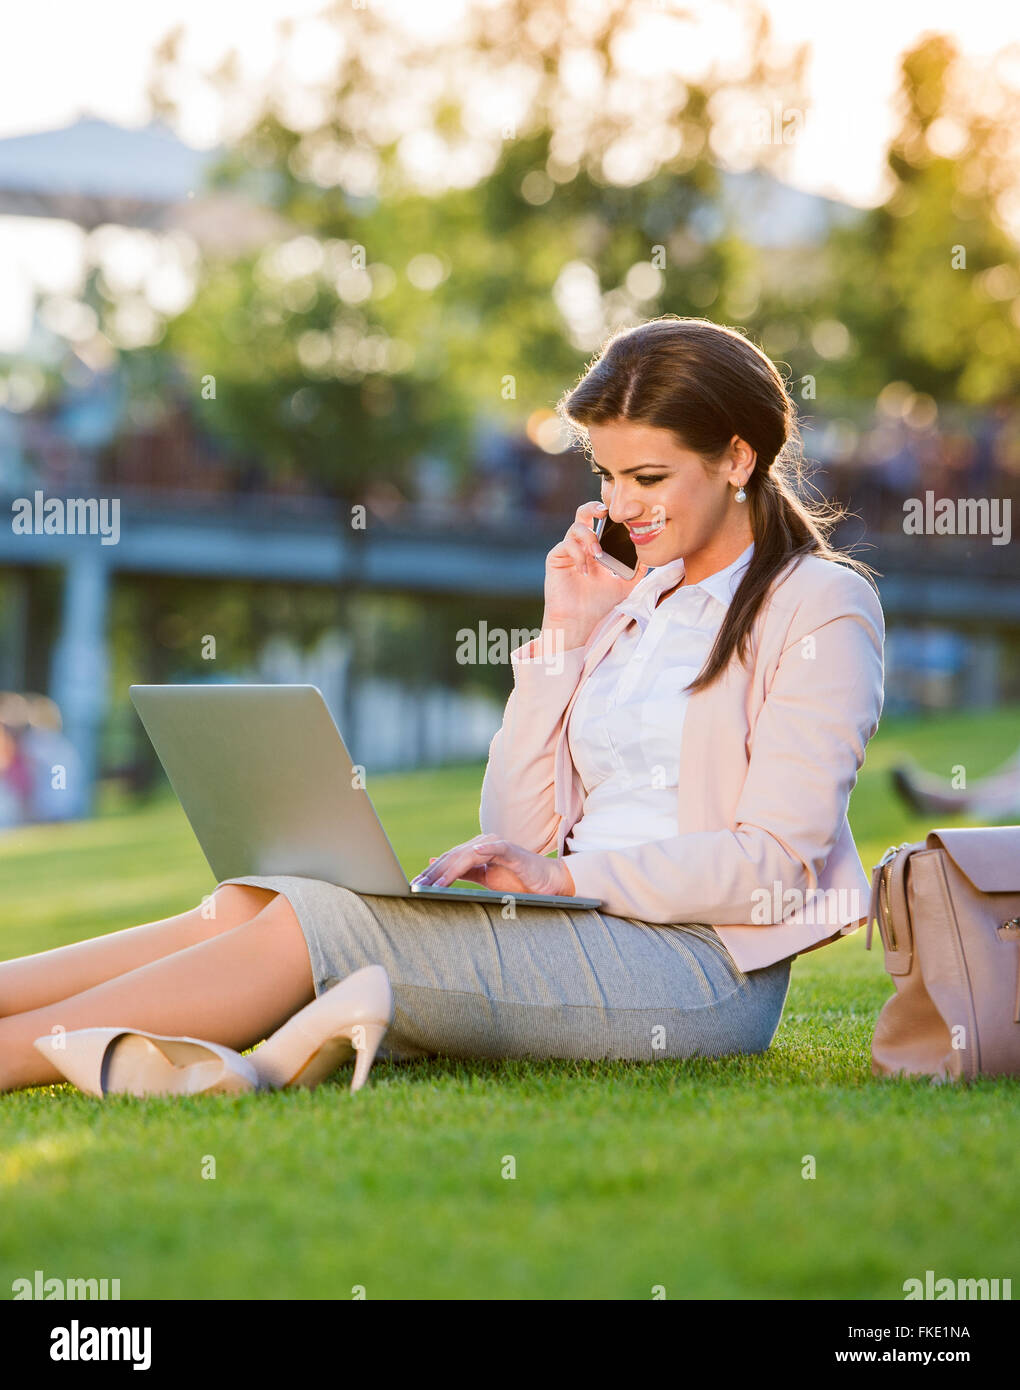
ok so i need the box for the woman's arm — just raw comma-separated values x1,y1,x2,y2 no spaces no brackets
477,497,649,856
563,569,885,924
478,637,588,854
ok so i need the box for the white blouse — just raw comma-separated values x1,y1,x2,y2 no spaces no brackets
565,542,755,854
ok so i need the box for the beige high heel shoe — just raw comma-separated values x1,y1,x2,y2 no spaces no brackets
35,965,394,1099
248,964,394,1094
33,1029,259,1098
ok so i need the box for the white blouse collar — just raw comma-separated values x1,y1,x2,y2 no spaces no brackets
618,541,755,622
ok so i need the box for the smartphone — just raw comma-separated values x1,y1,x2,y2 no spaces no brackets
593,513,639,580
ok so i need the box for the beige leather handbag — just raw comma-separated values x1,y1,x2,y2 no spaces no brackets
866,826,1020,1081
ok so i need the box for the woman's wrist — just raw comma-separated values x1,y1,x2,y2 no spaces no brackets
540,618,592,653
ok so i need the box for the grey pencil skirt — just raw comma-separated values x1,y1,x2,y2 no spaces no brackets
219,875,793,1063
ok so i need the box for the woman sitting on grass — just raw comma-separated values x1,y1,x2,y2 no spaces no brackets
0,316,884,1098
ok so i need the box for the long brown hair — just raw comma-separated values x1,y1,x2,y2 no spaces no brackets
557,315,877,694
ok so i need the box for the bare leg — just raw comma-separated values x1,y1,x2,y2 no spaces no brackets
0,884,278,1017
0,893,315,1093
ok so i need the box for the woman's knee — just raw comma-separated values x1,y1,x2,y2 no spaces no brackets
195,884,279,936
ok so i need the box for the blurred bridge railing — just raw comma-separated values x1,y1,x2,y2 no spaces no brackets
2,406,1019,811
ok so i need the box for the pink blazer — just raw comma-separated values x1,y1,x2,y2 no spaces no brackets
479,553,885,973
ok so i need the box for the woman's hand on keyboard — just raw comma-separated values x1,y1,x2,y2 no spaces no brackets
411,834,576,897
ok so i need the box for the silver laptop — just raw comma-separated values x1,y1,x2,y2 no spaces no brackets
128,684,602,910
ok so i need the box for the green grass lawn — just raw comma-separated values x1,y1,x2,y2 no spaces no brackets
1,706,1018,1300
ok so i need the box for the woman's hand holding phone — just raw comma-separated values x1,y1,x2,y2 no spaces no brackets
541,501,650,651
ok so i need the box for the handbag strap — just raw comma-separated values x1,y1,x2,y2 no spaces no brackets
865,861,884,951
998,919,1020,1024
866,842,916,975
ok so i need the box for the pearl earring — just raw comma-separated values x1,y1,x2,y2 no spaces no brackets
734,483,747,503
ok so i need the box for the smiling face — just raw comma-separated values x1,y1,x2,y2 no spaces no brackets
586,419,757,585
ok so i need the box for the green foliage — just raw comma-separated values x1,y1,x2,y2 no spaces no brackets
811,35,1020,404
151,0,808,493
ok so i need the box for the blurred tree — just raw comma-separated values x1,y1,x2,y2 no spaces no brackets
800,34,1020,404
147,0,806,499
